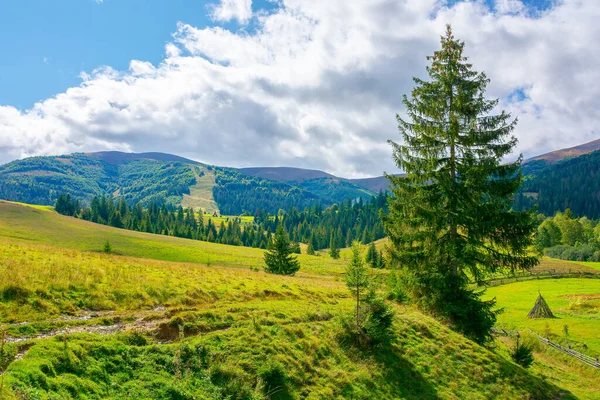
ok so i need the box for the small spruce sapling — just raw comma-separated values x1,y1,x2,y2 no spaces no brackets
264,224,300,275
510,335,534,368
345,241,370,332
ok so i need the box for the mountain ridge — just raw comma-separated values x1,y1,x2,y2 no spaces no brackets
2,136,600,216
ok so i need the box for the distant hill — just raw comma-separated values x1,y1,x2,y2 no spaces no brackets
5,136,600,217
0,152,370,214
524,138,600,164
516,148,600,218
86,151,202,165
240,166,392,196
239,167,335,183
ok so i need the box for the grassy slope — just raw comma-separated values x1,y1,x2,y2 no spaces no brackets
0,201,346,276
577,262,600,271
485,279,600,398
0,201,596,399
1,241,573,399
181,169,219,214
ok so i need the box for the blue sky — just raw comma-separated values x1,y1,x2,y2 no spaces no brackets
0,0,275,109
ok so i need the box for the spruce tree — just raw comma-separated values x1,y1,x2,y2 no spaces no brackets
329,232,340,259
306,240,315,255
365,242,378,268
345,241,370,331
384,25,538,344
264,224,300,275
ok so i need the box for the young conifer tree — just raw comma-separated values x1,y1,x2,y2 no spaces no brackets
384,25,538,344
329,232,340,259
345,241,370,331
264,224,300,275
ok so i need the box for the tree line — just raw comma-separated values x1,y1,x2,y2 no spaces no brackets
535,208,600,261
54,191,388,252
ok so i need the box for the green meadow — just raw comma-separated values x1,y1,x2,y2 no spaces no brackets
0,201,345,276
0,201,598,399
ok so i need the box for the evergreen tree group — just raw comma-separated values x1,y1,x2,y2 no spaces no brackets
54,191,388,253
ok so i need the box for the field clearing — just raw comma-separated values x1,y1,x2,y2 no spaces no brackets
181,169,219,214
535,257,600,274
486,279,600,356
485,279,600,398
0,201,347,275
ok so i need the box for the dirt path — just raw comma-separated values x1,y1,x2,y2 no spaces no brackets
5,317,167,344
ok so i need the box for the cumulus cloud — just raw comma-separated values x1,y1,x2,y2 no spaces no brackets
210,0,253,24
0,0,599,177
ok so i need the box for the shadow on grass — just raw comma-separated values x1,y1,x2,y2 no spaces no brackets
371,342,438,399
339,338,438,399
492,349,577,400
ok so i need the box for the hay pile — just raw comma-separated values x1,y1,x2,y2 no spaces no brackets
527,293,554,319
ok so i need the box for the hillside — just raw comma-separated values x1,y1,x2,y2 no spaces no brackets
0,153,333,214
0,202,585,399
239,166,335,183
239,167,378,202
516,149,600,218
240,166,389,197
525,138,600,164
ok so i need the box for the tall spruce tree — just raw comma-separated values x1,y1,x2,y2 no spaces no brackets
384,26,538,344
264,224,300,275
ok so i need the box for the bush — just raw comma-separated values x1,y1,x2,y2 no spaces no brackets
103,240,112,254
544,244,596,261
386,271,408,304
510,337,534,368
362,296,395,345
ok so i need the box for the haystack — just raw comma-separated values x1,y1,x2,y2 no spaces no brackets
527,292,554,319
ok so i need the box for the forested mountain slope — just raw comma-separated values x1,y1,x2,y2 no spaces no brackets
517,149,600,218
0,152,369,214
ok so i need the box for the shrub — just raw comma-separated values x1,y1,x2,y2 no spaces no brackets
362,296,395,345
103,240,112,254
386,271,408,304
510,337,534,368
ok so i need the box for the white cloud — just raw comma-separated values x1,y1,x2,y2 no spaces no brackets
210,0,253,24
0,0,599,177
495,0,525,15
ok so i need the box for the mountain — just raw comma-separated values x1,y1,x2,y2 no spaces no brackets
239,167,335,182
516,147,600,218
239,166,394,198
525,138,600,164
86,151,202,165
348,175,396,193
0,152,371,214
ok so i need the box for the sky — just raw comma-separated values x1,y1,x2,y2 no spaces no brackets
0,0,598,178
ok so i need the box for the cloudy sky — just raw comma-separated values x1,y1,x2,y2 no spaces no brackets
0,0,598,177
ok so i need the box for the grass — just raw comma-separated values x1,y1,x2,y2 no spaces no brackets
485,278,600,398
0,200,596,399
578,262,600,271
0,201,347,276
486,279,600,355
181,169,219,214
